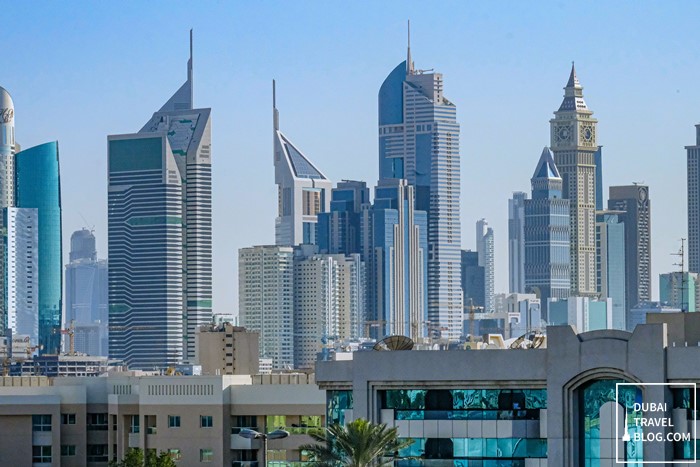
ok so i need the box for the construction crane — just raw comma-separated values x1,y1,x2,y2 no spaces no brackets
363,320,387,338
464,299,484,347
57,320,76,356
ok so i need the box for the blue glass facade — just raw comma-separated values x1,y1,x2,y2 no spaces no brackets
362,180,428,338
379,58,462,340
317,181,369,255
15,141,62,354
524,149,570,319
596,212,627,329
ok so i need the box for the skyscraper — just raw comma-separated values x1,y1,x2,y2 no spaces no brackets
13,141,63,354
596,211,626,330
550,64,598,297
108,32,212,368
523,147,570,318
65,229,108,356
461,250,485,310
293,251,363,369
362,179,428,339
508,192,527,293
476,219,495,313
378,28,462,340
659,272,697,313
0,86,15,337
317,180,370,255
608,185,651,322
273,81,332,246
686,125,700,272
238,245,294,370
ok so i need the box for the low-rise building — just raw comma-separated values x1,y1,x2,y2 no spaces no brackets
0,372,324,466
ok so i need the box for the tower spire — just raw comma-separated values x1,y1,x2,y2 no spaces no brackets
273,79,279,131
188,29,193,107
407,20,414,75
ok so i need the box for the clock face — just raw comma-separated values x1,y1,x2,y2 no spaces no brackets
580,123,595,144
556,124,572,143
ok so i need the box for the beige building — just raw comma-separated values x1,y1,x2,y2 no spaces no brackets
0,372,324,466
196,323,259,376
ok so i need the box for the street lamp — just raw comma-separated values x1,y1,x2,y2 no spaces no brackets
239,428,290,467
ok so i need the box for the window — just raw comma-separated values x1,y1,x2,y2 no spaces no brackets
61,445,76,456
61,413,76,425
200,415,213,428
32,445,52,463
200,449,214,462
168,415,181,428
87,444,109,462
32,414,52,432
168,448,182,461
129,415,140,434
266,415,286,430
87,413,108,430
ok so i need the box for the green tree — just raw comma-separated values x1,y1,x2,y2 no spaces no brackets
300,418,412,467
109,448,177,467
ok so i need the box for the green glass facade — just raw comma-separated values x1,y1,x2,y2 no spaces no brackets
381,389,548,465
579,380,643,465
14,141,62,354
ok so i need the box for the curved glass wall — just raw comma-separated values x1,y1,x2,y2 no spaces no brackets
15,141,62,354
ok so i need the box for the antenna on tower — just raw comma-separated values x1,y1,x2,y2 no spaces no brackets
272,79,279,131
406,20,414,75
188,29,194,107
671,238,687,312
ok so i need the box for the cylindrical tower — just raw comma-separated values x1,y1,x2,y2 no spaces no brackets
0,86,15,209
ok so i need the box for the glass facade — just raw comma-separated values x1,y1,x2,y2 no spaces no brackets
381,389,547,465
327,390,353,426
579,380,643,465
15,141,62,354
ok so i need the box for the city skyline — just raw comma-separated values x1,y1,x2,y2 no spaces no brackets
4,2,700,314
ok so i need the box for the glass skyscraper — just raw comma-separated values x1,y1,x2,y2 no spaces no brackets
378,37,462,340
108,32,212,368
362,179,428,339
0,86,15,337
596,211,626,330
317,180,369,255
524,147,570,318
14,141,63,354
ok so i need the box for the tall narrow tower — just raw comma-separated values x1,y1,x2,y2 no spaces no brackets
687,125,700,272
108,31,212,368
0,87,14,334
550,64,598,296
378,26,462,340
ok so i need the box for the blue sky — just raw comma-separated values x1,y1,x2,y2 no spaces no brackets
4,1,700,314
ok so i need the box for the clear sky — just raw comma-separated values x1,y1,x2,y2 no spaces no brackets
4,1,700,315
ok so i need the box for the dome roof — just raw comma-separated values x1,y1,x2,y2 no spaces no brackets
0,86,14,124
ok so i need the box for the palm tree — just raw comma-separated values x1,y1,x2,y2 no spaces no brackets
300,418,412,467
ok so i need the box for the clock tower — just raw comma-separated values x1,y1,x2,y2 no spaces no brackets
549,64,598,297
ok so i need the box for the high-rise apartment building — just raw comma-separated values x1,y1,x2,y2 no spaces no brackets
293,251,363,368
378,33,462,340
476,219,495,313
13,141,63,354
238,245,294,370
108,32,212,368
317,180,370,255
596,211,626,330
362,179,428,339
523,147,570,319
608,185,651,323
273,82,332,246
508,192,527,293
65,229,108,356
550,64,598,296
686,125,700,272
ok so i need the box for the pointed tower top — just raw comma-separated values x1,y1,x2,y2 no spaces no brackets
532,147,561,179
188,29,194,106
558,62,588,112
273,79,279,131
566,61,581,89
406,20,414,75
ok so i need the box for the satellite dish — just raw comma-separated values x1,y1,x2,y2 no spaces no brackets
373,335,414,351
